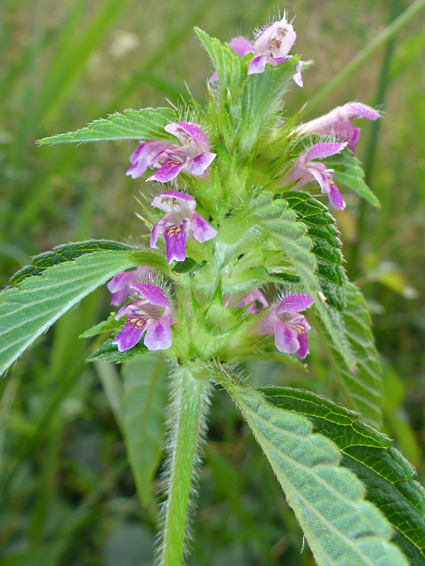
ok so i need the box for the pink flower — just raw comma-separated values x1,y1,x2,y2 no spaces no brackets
257,293,313,358
107,266,153,306
150,191,216,263
287,142,347,209
113,284,173,352
225,289,268,315
297,102,380,153
126,122,216,182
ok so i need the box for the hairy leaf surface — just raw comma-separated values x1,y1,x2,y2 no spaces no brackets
0,250,143,375
260,386,425,565
123,357,168,505
37,107,175,145
315,282,383,426
284,190,347,310
220,375,409,566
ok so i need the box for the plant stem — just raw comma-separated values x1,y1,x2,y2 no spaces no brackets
158,365,211,566
304,0,425,117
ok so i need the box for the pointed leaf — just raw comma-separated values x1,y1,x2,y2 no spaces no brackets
194,28,245,100
37,107,175,145
0,250,143,376
314,282,383,426
86,335,151,363
284,190,347,310
123,357,168,505
325,148,380,207
260,386,425,565
219,374,409,566
251,190,355,370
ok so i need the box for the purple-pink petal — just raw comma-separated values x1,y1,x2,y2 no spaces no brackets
343,102,380,121
254,18,296,59
279,293,314,313
187,152,216,176
190,211,217,243
247,55,269,75
293,60,303,87
229,36,253,57
296,327,310,359
147,154,187,182
107,267,151,306
151,191,196,213
165,122,209,146
131,284,171,308
238,289,268,314
126,141,172,179
274,321,299,354
163,220,189,263
328,182,346,210
144,317,172,350
305,142,347,162
113,318,147,352
150,218,170,249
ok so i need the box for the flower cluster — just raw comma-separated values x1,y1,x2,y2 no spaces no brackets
105,15,380,358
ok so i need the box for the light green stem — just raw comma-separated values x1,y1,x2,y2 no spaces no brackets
158,366,210,566
304,0,425,116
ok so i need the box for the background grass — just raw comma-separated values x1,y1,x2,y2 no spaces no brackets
1,1,424,564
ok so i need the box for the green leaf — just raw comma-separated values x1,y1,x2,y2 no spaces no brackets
37,107,175,145
284,190,347,311
238,57,299,154
0,250,143,376
251,190,355,370
122,357,168,505
80,313,122,338
172,257,207,274
260,386,425,565
219,374,409,566
86,335,152,363
194,28,245,100
324,148,380,207
314,282,383,427
10,240,139,285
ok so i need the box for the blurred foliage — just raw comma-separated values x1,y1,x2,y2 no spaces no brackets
0,0,424,564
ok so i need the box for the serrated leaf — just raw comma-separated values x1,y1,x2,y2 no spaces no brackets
10,240,139,285
314,282,383,427
324,148,380,207
260,386,425,565
251,190,355,370
284,191,347,311
37,107,175,145
0,250,142,376
86,336,151,363
194,28,245,100
219,374,409,566
123,357,168,505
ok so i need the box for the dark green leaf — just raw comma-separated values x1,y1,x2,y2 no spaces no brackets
172,257,207,274
218,372,409,566
86,336,151,363
284,190,347,310
80,313,121,338
260,386,425,565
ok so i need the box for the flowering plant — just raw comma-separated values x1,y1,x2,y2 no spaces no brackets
0,14,423,566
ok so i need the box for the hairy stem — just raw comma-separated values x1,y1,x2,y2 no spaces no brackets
158,365,211,566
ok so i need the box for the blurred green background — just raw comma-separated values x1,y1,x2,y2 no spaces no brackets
1,1,424,564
